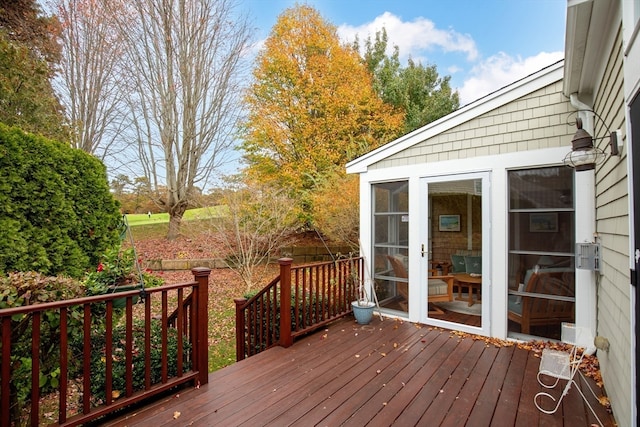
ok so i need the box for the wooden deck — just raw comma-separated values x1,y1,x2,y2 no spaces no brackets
104,316,615,426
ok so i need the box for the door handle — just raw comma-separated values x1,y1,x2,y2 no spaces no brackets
421,244,427,258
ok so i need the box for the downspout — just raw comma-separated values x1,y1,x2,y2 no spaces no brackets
569,93,598,335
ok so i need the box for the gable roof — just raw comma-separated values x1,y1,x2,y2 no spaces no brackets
346,60,565,174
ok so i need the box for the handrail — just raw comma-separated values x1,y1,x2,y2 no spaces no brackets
0,267,211,427
235,257,361,361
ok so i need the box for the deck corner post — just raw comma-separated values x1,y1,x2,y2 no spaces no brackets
192,267,211,385
279,258,294,348
234,298,247,361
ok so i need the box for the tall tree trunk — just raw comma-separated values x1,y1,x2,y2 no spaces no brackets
167,209,185,240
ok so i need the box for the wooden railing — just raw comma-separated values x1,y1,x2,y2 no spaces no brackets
234,257,362,361
0,267,211,427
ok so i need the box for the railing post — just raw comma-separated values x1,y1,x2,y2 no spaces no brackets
279,258,293,348
191,267,211,386
234,298,247,361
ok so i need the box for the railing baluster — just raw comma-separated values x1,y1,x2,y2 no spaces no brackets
177,288,184,377
162,292,168,383
293,267,299,333
105,302,113,406
30,312,40,427
266,290,272,347
279,258,293,348
144,294,152,390
258,297,262,352
301,269,305,328
314,265,320,324
125,298,134,397
1,318,11,427
59,308,68,424
83,304,91,414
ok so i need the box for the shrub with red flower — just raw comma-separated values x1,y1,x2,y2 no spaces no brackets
84,246,163,295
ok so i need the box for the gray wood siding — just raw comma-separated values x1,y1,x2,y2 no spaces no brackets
369,80,574,170
593,23,631,427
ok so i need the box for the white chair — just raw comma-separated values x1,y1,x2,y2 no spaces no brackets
534,323,604,427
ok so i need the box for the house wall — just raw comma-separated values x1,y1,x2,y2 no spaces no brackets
352,71,581,338
431,194,481,264
591,22,632,427
369,80,575,170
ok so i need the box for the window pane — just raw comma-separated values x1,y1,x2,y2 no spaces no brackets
372,181,409,313
508,211,574,252
507,166,575,340
509,167,573,209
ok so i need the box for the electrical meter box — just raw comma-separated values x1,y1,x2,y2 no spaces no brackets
576,243,600,271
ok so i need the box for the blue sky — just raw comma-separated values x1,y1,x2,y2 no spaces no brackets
240,0,567,105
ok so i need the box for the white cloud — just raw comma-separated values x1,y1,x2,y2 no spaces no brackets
448,65,462,74
457,51,564,105
338,12,478,62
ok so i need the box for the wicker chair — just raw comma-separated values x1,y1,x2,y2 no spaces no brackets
508,270,574,334
386,255,454,313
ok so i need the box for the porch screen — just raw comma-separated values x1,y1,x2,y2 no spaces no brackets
507,166,575,340
372,181,409,313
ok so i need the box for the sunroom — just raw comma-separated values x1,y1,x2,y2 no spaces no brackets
347,60,599,341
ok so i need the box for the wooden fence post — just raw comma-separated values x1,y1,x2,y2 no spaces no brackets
191,267,211,386
279,258,293,348
234,298,247,361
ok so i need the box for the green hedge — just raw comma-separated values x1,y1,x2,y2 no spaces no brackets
0,124,121,277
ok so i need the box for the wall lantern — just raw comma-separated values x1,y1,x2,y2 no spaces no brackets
563,112,622,171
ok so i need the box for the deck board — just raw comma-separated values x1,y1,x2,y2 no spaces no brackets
103,316,616,427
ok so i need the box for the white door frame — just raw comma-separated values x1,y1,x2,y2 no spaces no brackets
416,172,491,336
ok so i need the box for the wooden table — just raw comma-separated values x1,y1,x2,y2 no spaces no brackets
454,273,482,306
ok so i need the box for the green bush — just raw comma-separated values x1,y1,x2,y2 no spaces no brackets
84,246,164,296
88,319,192,403
0,124,121,278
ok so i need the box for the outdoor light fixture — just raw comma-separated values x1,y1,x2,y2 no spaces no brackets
563,112,622,171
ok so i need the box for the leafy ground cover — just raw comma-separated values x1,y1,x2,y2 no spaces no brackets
129,220,323,371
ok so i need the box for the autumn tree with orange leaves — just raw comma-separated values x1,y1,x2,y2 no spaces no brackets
241,5,404,227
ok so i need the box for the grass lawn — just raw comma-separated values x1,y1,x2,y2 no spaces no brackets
125,206,225,240
125,206,225,226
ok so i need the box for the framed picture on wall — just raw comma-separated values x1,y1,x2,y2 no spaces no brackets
529,212,558,232
439,214,461,231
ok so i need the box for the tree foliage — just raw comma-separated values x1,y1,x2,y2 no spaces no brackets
0,0,61,66
0,34,67,140
0,124,121,277
0,0,67,140
357,29,460,134
311,172,360,250
242,5,404,222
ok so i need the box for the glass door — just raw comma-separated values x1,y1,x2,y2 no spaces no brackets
421,174,489,333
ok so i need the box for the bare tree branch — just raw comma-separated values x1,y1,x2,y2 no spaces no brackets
112,0,251,239
53,0,128,160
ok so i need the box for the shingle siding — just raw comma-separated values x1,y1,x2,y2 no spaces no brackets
369,80,574,171
592,23,632,427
